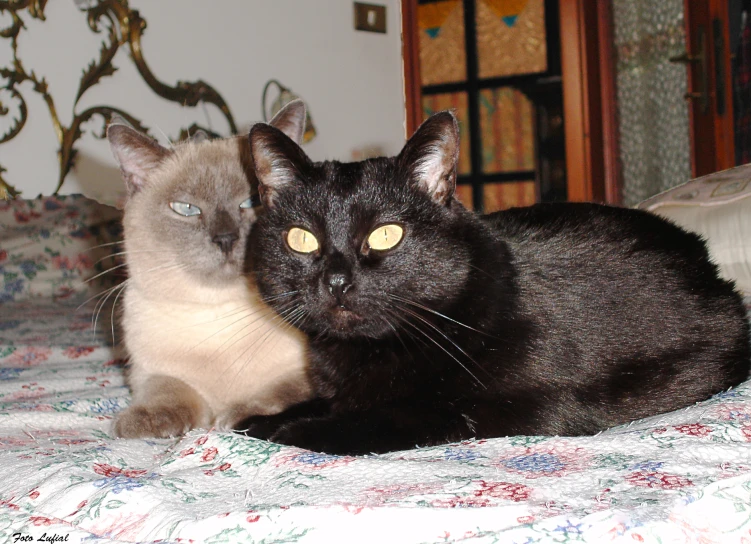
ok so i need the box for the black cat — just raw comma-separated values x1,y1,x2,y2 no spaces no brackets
240,111,750,455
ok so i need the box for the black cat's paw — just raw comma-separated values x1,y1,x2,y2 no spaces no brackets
240,417,284,440
271,418,354,455
237,399,331,441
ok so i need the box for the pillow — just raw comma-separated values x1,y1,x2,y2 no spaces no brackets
638,164,751,294
0,194,123,303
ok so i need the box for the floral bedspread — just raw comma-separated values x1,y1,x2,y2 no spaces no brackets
1,196,751,543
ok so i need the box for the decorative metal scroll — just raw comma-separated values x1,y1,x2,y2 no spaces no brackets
0,0,238,198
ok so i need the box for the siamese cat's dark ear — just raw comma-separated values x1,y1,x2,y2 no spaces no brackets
249,123,311,208
268,99,307,145
107,122,171,194
397,111,459,205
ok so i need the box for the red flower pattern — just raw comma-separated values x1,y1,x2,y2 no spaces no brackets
674,423,712,437
625,471,693,489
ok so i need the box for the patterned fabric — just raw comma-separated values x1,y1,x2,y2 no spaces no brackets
0,195,122,303
1,197,751,543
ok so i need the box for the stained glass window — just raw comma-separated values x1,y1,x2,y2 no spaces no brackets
483,181,537,212
417,0,562,211
479,87,535,173
476,0,548,79
418,0,467,85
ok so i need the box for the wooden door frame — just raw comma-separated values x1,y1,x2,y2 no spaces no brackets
684,0,735,177
401,0,617,204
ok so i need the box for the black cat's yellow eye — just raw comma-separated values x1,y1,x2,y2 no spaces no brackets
169,201,202,217
239,197,254,209
367,224,404,251
286,227,319,253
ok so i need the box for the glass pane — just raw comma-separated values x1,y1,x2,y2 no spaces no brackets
483,181,537,212
455,184,474,210
476,0,548,79
612,0,692,206
479,87,535,173
422,92,472,175
418,0,467,85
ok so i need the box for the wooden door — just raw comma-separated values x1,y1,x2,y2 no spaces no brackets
682,0,736,176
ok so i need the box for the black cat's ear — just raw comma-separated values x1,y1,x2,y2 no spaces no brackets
107,122,172,195
249,123,312,208
268,99,307,145
397,111,459,205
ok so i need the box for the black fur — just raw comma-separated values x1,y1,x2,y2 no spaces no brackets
240,112,751,455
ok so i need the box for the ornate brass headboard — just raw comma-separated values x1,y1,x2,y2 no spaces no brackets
0,0,238,198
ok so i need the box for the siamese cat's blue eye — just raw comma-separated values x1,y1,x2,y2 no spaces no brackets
239,197,254,209
169,201,202,217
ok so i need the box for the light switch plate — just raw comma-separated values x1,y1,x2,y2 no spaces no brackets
354,2,387,33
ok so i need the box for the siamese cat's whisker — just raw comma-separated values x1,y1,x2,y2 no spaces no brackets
92,250,164,267
76,279,129,312
83,240,124,252
393,302,492,381
92,280,128,335
82,262,130,284
110,282,127,344
388,293,499,339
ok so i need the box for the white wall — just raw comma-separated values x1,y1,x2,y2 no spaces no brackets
0,0,406,201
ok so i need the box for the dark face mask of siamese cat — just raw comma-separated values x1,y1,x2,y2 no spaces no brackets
107,103,310,287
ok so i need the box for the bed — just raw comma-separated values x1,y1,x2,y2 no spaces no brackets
2,193,751,544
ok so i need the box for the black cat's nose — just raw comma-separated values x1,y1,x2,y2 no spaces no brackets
212,232,239,254
325,271,353,303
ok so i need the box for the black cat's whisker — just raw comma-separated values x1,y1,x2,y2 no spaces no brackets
260,290,300,304
161,304,255,334
383,307,434,357
391,302,489,388
191,305,284,356
379,313,413,357
397,312,487,389
218,304,306,386
395,302,492,374
210,298,302,356
388,293,499,339
467,263,496,281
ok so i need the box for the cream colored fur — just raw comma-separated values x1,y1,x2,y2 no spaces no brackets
108,105,312,438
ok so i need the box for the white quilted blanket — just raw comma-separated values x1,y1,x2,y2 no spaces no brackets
1,196,751,543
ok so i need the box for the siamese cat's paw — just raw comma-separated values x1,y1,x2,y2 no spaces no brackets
113,404,198,438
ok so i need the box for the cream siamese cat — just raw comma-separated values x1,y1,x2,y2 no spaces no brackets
107,101,311,438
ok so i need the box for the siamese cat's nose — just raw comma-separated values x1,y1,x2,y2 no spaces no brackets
212,232,239,254
325,271,353,303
